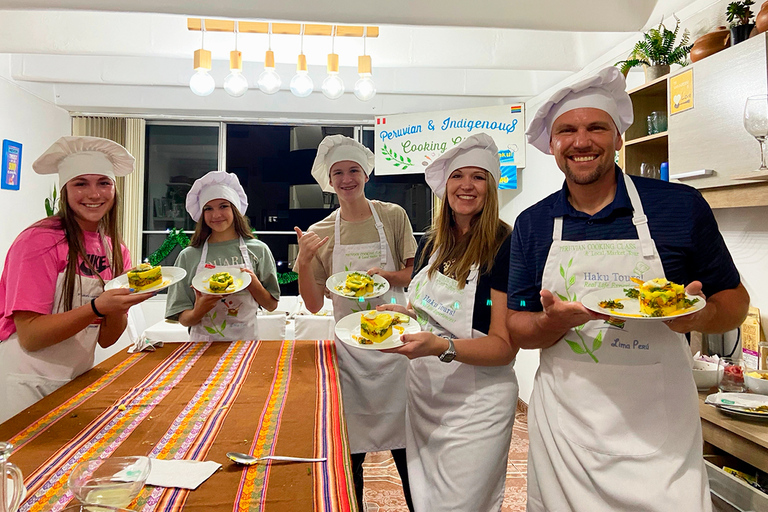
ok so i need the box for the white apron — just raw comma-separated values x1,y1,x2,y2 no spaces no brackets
406,253,518,512
527,174,711,512
331,200,408,454
189,237,261,342
0,258,107,423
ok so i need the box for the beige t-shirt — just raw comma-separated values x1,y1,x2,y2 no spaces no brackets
308,200,418,286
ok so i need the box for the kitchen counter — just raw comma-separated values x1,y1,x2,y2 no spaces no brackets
699,391,768,473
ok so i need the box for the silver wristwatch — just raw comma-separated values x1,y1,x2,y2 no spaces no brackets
438,337,457,363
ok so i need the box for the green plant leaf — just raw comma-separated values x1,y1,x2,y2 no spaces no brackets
220,320,226,331
567,257,573,269
565,339,587,354
559,265,565,278
556,292,569,302
212,311,217,320
205,326,217,334
569,275,576,287
592,331,603,352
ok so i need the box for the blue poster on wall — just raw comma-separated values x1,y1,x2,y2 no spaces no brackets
498,149,517,190
1,140,22,191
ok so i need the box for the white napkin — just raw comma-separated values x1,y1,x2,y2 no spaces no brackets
147,459,221,489
128,335,164,353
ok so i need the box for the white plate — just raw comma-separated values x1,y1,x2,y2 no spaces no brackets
192,266,251,295
335,311,420,351
581,287,705,320
104,266,187,295
326,271,390,300
706,392,768,417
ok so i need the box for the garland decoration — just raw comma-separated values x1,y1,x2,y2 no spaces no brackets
277,271,298,284
148,228,190,265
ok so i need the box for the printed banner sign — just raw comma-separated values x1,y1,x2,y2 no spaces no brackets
374,104,526,189
1,139,22,191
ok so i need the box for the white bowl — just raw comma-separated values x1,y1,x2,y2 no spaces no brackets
746,371,768,395
692,360,718,390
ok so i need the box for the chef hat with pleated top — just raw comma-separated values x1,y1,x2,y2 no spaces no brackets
424,133,500,199
311,135,375,193
186,170,249,222
32,136,135,184
526,66,634,155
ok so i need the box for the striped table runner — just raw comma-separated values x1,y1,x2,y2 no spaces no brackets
0,340,355,512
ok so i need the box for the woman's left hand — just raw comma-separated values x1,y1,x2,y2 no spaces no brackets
382,331,448,359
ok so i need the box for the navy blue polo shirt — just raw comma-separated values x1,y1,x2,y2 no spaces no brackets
507,166,741,312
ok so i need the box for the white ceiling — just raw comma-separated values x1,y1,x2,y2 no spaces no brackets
0,0,698,121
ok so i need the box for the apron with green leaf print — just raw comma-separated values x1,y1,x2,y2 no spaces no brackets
406,253,517,512
526,173,710,512
189,237,260,342
331,200,408,453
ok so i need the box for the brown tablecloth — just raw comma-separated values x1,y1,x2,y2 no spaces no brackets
0,340,356,512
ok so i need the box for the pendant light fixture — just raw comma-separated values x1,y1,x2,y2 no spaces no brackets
224,22,248,97
189,19,215,96
321,26,345,100
354,28,376,101
290,25,314,98
257,23,282,95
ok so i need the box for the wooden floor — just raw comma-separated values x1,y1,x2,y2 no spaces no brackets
361,403,529,511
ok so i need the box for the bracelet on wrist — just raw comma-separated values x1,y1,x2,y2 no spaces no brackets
91,298,106,318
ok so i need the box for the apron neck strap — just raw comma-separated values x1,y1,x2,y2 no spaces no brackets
334,200,388,267
552,174,655,259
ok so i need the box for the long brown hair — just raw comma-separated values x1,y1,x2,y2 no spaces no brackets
189,200,254,248
31,183,125,311
419,172,510,289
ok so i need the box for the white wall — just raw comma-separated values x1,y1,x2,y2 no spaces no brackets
0,54,70,273
504,0,742,403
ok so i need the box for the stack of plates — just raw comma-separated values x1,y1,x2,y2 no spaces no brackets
705,392,768,420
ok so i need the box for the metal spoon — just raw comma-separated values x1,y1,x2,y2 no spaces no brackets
226,452,327,465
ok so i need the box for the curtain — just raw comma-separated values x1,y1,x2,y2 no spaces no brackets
71,117,146,263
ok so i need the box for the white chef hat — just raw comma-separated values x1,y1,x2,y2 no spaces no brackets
311,135,375,193
32,136,135,184
186,170,249,222
526,66,634,154
424,133,500,199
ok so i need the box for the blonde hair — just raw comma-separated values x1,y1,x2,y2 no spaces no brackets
31,184,125,311
189,200,254,248
420,173,510,289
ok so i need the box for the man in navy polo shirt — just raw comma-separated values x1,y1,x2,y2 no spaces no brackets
506,67,749,512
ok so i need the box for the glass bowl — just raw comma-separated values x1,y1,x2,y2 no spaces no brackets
60,506,135,512
67,456,151,508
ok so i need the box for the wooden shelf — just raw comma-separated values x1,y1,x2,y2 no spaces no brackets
625,131,668,146
700,181,768,209
627,73,669,97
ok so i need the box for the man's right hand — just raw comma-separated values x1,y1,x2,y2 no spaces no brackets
294,227,329,267
538,289,610,332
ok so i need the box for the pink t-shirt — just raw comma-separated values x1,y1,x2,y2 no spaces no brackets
0,219,131,340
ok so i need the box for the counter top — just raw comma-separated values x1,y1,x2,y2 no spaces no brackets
699,391,768,473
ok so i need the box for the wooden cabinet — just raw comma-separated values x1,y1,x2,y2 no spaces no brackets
622,33,768,208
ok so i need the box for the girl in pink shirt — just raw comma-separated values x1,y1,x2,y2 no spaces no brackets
0,136,151,423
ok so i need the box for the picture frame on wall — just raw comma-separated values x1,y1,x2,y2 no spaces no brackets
1,139,22,191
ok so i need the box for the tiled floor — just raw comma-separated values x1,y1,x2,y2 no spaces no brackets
362,405,529,512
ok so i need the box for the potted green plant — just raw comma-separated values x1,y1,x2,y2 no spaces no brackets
727,0,756,45
616,18,692,82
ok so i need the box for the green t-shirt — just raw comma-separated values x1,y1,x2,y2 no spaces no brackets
165,237,280,320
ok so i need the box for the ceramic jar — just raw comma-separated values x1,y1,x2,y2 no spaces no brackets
690,26,730,62
757,1,768,34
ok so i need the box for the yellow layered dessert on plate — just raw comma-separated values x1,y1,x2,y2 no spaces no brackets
639,278,685,317
342,272,374,297
127,263,162,291
360,311,395,344
208,271,235,293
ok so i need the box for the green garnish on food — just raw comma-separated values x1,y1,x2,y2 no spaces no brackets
682,297,700,308
624,288,640,298
598,299,624,310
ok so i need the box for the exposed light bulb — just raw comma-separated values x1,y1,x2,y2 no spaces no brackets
354,75,376,101
290,54,313,97
290,71,314,97
224,70,248,97
258,50,281,94
190,69,215,96
322,74,345,100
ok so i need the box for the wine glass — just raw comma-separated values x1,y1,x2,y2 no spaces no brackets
744,94,768,170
